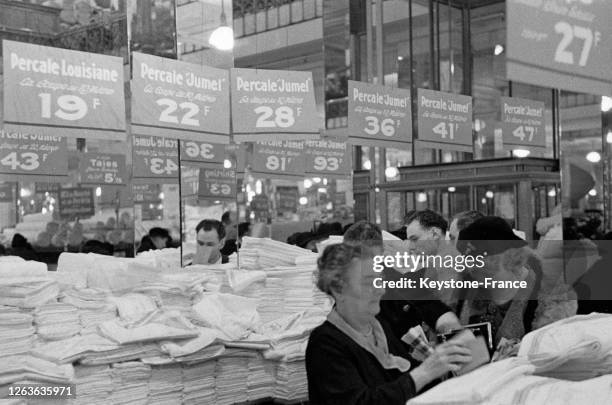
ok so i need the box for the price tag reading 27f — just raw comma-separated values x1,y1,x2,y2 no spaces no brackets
2,40,126,140
231,68,320,142
506,0,612,96
131,52,230,143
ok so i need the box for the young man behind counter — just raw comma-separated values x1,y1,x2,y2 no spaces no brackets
192,219,229,265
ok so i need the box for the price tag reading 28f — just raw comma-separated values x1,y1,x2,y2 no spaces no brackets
231,68,320,142
131,52,230,143
2,40,126,140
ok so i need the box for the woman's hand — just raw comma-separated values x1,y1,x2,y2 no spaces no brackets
409,341,472,392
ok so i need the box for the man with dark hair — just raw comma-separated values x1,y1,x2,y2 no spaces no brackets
405,209,448,256
343,221,461,341
448,211,484,246
193,219,228,265
148,227,171,250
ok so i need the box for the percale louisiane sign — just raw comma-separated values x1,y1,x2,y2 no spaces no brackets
2,40,126,140
131,52,230,143
506,0,612,96
230,68,320,142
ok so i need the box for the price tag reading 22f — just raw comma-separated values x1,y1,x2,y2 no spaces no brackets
2,40,126,140
131,52,230,143
231,68,320,142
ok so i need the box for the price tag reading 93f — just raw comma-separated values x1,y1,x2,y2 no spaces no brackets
313,156,341,171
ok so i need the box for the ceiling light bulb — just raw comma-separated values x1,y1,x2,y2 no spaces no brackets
586,151,601,163
512,149,530,158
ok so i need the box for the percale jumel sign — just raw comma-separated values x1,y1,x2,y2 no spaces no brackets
417,88,473,152
131,52,230,143
348,80,412,148
304,138,351,177
506,0,612,96
179,141,225,165
251,140,306,177
198,167,236,200
2,40,125,140
500,97,546,149
230,68,319,142
132,135,179,179
79,153,127,185
0,129,68,176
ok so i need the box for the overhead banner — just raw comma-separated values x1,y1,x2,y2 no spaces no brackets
198,167,236,200
0,129,68,176
500,97,546,150
131,52,230,143
506,0,612,96
132,135,179,180
0,183,14,202
79,153,127,185
58,187,95,220
251,140,306,178
304,138,351,177
179,140,225,167
231,68,319,142
348,80,412,148
2,40,125,140
417,88,473,152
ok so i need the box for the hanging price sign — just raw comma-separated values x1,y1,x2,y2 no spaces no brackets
79,153,127,185
251,140,306,177
277,186,298,213
58,187,95,220
198,167,236,200
132,135,179,180
231,68,320,142
304,138,351,177
417,88,473,152
500,97,546,149
179,140,225,166
348,80,412,148
2,40,125,140
0,129,68,176
133,183,161,203
131,52,230,143
506,0,612,96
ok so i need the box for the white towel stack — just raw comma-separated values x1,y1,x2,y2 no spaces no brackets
247,356,276,401
239,237,314,269
274,360,308,401
215,357,248,405
34,302,81,341
258,277,284,323
0,355,75,386
148,364,183,404
0,280,59,309
182,361,216,405
0,309,35,358
60,289,117,334
109,361,151,405
72,365,112,404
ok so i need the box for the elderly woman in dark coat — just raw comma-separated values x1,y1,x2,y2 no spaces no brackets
306,243,472,405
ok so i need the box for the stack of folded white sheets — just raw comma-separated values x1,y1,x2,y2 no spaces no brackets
72,365,112,404
239,237,314,269
215,357,248,405
0,355,75,386
274,360,308,401
34,302,81,341
247,356,276,401
182,360,216,405
148,364,183,404
0,260,58,309
258,277,284,323
109,361,151,405
0,309,35,357
60,288,117,334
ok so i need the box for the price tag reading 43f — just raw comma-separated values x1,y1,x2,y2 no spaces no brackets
148,158,178,175
0,130,68,175
1,152,41,172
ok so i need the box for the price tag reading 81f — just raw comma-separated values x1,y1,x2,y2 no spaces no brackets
251,141,306,177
